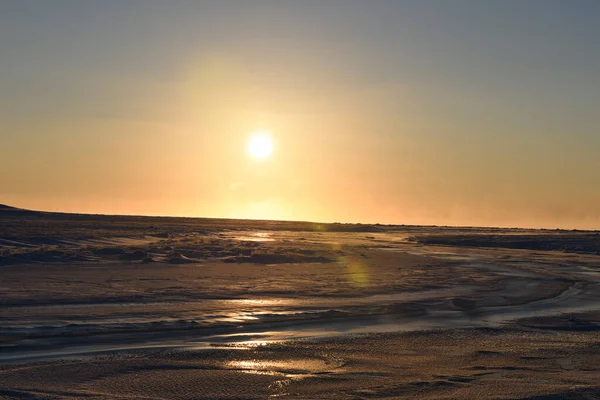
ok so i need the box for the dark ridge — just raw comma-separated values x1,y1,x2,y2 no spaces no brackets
0,204,22,210
0,204,39,215
408,233,600,255
0,204,597,235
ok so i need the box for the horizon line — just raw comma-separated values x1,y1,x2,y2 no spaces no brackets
1,203,598,233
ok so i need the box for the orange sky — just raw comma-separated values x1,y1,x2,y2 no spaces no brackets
1,2,599,229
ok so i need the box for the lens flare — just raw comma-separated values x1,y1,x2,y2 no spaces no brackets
338,255,371,286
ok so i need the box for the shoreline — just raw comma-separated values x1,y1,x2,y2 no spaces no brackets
2,217,600,398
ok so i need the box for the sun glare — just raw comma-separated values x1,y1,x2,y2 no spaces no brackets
247,131,274,161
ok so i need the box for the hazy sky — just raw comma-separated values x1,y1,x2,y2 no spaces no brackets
1,1,599,229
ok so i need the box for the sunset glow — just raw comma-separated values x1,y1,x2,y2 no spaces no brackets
1,2,599,229
3,3,600,396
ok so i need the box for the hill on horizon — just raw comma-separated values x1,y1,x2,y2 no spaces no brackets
0,204,31,212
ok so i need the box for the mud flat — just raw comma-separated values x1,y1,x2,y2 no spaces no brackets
2,207,600,398
2,326,600,399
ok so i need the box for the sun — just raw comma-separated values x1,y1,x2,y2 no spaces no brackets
247,131,274,161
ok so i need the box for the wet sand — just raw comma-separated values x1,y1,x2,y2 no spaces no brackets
2,208,600,398
2,327,600,399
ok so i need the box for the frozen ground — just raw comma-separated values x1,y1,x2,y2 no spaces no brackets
1,205,600,398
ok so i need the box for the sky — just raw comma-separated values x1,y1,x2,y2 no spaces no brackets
1,0,599,229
